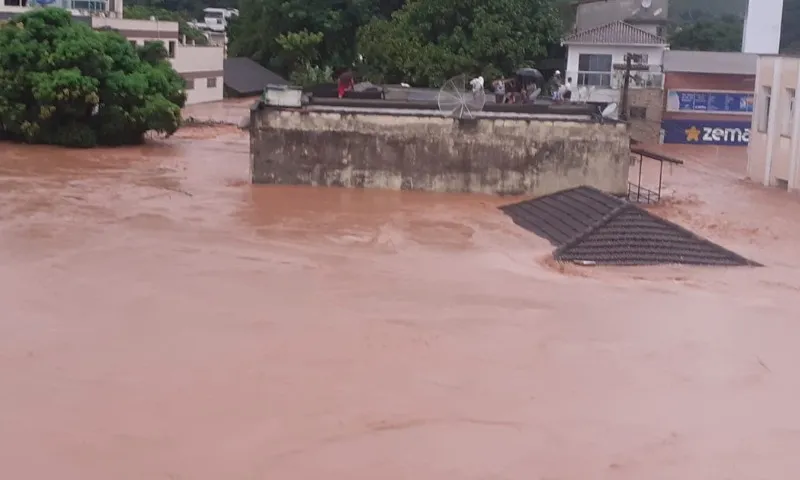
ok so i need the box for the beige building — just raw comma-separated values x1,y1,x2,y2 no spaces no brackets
92,17,224,105
1,1,223,105
748,55,800,192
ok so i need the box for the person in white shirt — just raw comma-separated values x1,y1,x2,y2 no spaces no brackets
470,76,484,96
493,79,505,103
558,77,573,101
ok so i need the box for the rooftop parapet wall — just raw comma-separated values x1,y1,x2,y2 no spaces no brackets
250,105,631,196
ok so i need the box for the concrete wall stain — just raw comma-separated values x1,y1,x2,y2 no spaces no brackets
250,107,631,196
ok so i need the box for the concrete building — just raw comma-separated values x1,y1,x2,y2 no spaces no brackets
0,1,223,105
563,20,668,104
747,55,800,192
742,0,783,54
660,51,756,147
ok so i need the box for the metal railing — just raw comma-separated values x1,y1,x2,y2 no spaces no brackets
566,71,664,91
627,181,661,204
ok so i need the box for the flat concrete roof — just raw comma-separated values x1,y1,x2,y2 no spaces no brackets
294,105,597,122
664,50,757,76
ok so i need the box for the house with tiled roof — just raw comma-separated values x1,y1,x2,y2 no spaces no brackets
562,20,668,103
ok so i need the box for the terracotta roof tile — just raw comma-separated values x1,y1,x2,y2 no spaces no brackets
563,20,667,46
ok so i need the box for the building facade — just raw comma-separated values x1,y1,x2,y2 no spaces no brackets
742,0,783,54
1,1,223,105
563,21,668,104
747,55,800,192
660,51,756,147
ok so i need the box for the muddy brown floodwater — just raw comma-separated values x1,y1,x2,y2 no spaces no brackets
2,122,800,479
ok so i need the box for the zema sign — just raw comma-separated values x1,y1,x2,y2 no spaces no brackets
661,120,751,146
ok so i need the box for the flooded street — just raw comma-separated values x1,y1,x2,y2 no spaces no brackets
1,125,800,479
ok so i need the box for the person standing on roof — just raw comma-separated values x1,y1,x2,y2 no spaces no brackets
493,79,505,104
338,70,355,98
470,75,484,98
559,76,573,102
551,70,563,100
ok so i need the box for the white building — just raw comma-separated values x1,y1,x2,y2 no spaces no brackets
742,0,783,54
747,55,800,192
1,0,223,105
563,20,668,103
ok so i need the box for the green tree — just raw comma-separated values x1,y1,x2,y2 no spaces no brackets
669,14,743,52
0,9,186,148
781,0,800,53
356,0,562,86
669,0,748,22
228,0,377,77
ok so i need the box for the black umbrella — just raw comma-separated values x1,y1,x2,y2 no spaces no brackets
515,68,544,86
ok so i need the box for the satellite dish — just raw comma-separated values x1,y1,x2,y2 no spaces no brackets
437,74,486,119
601,103,618,120
641,0,652,8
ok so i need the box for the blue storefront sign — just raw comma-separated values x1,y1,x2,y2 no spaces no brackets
666,90,754,115
661,119,751,146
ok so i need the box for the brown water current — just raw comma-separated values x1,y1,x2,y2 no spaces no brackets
1,123,800,479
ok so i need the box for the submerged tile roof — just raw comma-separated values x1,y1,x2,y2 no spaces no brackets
499,186,623,246
563,20,668,46
501,186,759,267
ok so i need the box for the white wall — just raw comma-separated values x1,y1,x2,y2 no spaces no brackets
172,45,224,105
748,55,800,192
91,17,179,35
171,44,223,74
742,0,783,54
566,44,666,103
0,5,30,15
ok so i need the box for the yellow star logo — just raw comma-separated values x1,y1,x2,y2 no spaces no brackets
685,126,701,142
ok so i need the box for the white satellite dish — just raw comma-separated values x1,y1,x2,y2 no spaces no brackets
437,74,486,119
641,0,652,8
601,102,618,120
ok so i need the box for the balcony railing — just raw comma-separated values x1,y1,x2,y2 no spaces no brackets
566,70,664,90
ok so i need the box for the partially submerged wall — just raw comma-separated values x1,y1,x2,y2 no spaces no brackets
250,106,630,196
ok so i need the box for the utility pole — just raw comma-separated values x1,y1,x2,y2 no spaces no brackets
619,54,633,122
618,53,649,122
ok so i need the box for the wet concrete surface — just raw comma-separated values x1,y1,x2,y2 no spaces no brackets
1,121,800,479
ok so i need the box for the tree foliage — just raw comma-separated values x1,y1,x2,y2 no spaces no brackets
781,0,800,53
669,0,748,22
228,0,377,78
0,9,186,148
357,0,562,86
668,14,743,52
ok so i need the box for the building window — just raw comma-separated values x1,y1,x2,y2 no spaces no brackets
630,53,648,65
168,41,176,58
207,77,217,88
783,88,795,137
185,79,195,90
629,106,647,120
129,40,137,48
577,54,612,87
758,86,771,133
